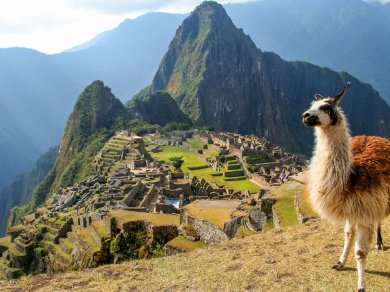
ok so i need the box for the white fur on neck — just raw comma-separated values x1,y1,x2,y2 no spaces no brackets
308,110,353,222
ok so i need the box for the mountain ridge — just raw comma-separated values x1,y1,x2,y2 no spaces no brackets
148,1,390,154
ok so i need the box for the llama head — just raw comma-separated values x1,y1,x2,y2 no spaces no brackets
302,82,350,127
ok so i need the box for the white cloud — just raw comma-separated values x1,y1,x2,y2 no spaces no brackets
0,0,256,54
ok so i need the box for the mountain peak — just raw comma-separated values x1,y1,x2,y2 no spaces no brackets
55,80,129,185
151,0,259,121
193,1,226,17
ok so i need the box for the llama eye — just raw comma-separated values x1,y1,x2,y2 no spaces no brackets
319,105,333,112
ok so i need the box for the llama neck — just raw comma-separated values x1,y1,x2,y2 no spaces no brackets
309,118,352,195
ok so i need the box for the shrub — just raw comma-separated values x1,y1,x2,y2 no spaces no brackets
169,156,184,171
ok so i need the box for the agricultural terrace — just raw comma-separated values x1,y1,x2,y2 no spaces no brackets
148,145,260,193
183,200,243,229
271,181,314,227
109,210,180,226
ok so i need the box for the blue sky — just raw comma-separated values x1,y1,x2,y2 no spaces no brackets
0,0,388,54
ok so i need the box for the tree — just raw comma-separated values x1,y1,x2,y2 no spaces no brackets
169,156,184,171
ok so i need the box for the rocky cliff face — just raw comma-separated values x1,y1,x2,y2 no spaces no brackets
129,89,191,126
10,81,132,224
151,1,390,154
55,80,130,178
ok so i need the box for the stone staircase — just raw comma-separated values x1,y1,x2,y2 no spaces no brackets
93,135,132,177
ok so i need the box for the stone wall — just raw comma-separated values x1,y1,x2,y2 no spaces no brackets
181,209,229,245
294,192,316,224
272,206,281,229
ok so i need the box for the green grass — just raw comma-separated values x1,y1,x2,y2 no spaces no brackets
271,182,304,227
297,188,315,217
7,242,26,257
0,236,12,249
109,210,180,226
79,228,100,252
186,137,207,150
0,270,7,280
262,219,274,232
184,200,242,229
59,238,74,254
91,221,110,238
235,226,259,238
166,236,207,251
149,146,259,193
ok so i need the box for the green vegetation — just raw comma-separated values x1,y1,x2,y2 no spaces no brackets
186,137,207,150
162,122,191,132
109,210,180,226
149,146,259,193
245,153,276,164
296,188,315,218
0,236,11,248
0,146,58,235
184,200,242,229
167,236,207,251
129,90,191,127
79,227,100,252
169,156,184,171
272,182,304,227
91,221,110,238
127,119,158,136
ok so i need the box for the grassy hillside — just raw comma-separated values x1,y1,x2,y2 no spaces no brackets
4,219,390,291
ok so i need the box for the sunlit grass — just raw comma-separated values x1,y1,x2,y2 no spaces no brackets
149,146,260,193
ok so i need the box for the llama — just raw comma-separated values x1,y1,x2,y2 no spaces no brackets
302,82,390,292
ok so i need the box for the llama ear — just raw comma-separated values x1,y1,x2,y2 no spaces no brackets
315,94,325,101
331,82,351,104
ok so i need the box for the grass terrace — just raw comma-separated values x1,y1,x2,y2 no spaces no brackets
109,210,180,226
186,137,207,150
0,236,12,249
271,181,311,227
184,200,242,229
166,236,207,251
149,146,260,193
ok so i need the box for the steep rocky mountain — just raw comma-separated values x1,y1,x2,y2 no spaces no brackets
129,89,191,126
225,0,390,104
0,147,57,235
54,80,130,182
150,1,390,154
9,81,131,224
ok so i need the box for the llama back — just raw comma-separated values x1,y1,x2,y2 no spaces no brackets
349,135,390,217
351,136,390,173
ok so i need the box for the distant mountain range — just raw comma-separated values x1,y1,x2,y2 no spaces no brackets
1,0,390,187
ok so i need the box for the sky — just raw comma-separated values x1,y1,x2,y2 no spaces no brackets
0,0,389,54
0,0,254,54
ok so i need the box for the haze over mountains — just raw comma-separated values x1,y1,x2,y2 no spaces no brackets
0,0,389,215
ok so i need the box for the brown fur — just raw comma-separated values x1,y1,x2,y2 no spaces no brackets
351,136,390,174
347,136,390,215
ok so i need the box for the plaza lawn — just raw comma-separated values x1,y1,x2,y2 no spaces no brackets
186,137,207,150
149,146,260,193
